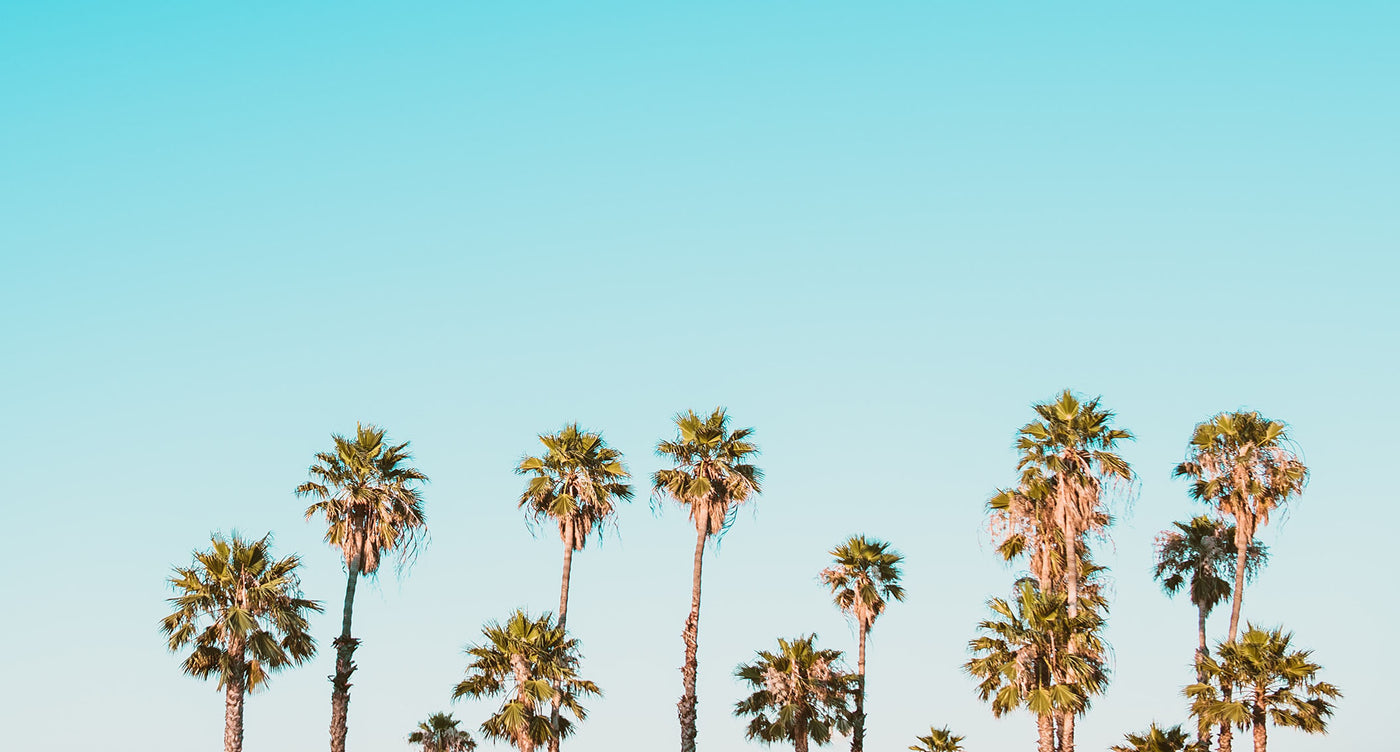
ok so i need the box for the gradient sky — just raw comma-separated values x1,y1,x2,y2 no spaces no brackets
2,3,1396,751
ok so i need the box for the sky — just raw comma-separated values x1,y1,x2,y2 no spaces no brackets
1,2,1397,751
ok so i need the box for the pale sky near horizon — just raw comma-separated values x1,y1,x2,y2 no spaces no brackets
2,3,1397,751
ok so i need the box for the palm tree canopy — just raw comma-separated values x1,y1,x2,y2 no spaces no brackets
453,610,601,748
409,712,478,752
909,725,966,752
819,535,906,632
1016,389,1134,493
1186,625,1340,734
296,423,428,575
517,423,633,549
653,408,763,538
964,581,1108,718
1154,516,1267,612
1108,723,1193,752
734,635,853,747
160,532,322,692
1172,411,1308,538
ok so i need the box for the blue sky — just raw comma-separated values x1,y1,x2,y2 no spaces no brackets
2,3,1396,751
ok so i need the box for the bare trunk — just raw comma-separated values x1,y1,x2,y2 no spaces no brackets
511,652,537,752
852,624,866,752
678,526,706,752
794,713,810,752
550,524,575,752
330,559,362,752
1251,703,1267,752
1227,531,1249,641
1037,713,1055,752
1060,712,1074,752
1219,723,1233,752
1195,604,1212,748
224,672,245,752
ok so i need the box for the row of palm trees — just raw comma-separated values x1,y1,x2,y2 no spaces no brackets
161,396,1341,752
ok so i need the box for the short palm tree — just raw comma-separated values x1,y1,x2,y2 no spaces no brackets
819,535,905,752
965,581,1106,752
452,610,601,752
908,726,965,752
1154,515,1267,750
1186,626,1340,752
409,712,477,752
296,423,429,752
518,424,632,752
160,532,321,752
1173,412,1307,642
653,407,762,752
1109,723,1194,752
734,635,852,752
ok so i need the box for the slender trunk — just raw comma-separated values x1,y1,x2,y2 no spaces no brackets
512,653,536,752
1251,702,1267,752
852,623,866,752
794,712,810,752
550,524,575,752
1037,713,1055,752
330,559,362,752
1060,712,1074,752
1219,723,1233,752
678,526,706,752
224,671,245,752
1219,528,1250,752
1195,604,1211,748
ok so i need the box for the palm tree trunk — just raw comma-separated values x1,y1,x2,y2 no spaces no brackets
794,712,810,752
1251,703,1267,752
1195,604,1212,749
1037,713,1055,752
678,526,706,752
1060,712,1074,752
1227,533,1249,641
224,673,245,752
512,652,537,752
852,623,866,752
331,559,362,752
549,524,575,752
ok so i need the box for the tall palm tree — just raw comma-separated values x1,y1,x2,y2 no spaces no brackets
1109,723,1194,752
734,635,852,752
908,726,966,752
653,407,762,752
1003,389,1132,752
1187,626,1339,752
296,423,429,752
1173,412,1307,642
518,423,632,752
819,535,905,752
1155,516,1267,750
409,712,477,752
160,532,322,752
452,610,601,752
964,581,1107,752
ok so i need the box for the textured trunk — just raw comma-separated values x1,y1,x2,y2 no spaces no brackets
1059,712,1074,752
549,524,575,752
678,526,706,752
1037,713,1055,752
1251,703,1267,752
330,559,362,752
1195,604,1212,749
1227,531,1249,641
851,623,866,752
224,672,245,752
1219,723,1233,752
512,652,536,752
794,713,810,752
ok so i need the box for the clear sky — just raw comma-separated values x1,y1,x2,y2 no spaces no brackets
2,3,1396,751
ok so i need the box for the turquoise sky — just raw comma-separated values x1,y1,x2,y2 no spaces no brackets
2,3,1395,751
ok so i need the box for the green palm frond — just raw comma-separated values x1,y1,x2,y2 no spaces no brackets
909,725,966,752
733,635,853,748
652,408,763,540
517,423,632,549
819,535,905,632
1187,625,1340,741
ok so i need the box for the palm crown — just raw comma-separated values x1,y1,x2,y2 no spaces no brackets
909,726,966,752
452,610,601,752
1154,516,1266,617
1186,625,1340,741
1108,723,1194,752
820,535,905,632
1173,411,1307,542
734,635,853,751
296,423,429,575
518,423,632,551
653,408,763,537
409,712,477,752
160,532,321,692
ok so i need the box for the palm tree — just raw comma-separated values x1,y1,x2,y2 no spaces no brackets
964,582,1107,752
1154,516,1267,749
1173,412,1307,642
452,610,601,752
160,532,322,752
819,535,905,752
518,423,632,752
1001,389,1132,752
1187,626,1339,752
908,726,966,752
409,712,477,752
296,423,429,752
653,407,762,752
1109,723,1194,752
734,635,852,752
